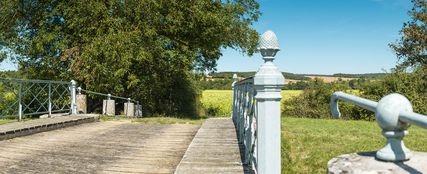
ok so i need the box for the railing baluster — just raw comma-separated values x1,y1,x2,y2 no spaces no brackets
48,82,51,118
18,82,22,121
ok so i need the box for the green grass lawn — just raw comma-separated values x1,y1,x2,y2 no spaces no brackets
100,115,204,125
201,90,302,117
282,117,427,173
0,119,16,125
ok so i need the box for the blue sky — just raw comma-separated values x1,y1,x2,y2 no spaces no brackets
0,0,412,74
217,0,412,74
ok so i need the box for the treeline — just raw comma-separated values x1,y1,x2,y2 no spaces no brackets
200,72,376,90
209,71,386,80
283,68,427,120
209,71,311,80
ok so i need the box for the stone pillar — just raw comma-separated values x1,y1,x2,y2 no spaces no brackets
76,94,87,114
102,100,115,116
254,30,285,174
135,104,142,117
124,102,135,117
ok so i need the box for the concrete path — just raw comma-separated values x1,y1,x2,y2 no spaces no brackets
175,118,247,174
0,121,199,173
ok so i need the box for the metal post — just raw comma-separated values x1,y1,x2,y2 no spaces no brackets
231,74,238,119
18,82,23,121
70,80,77,115
48,82,52,118
254,30,285,174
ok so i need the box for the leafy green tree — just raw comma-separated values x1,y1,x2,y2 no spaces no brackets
362,0,427,114
390,0,426,68
0,0,260,116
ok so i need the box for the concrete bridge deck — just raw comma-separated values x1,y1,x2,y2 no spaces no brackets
0,121,199,173
0,117,245,173
175,118,248,174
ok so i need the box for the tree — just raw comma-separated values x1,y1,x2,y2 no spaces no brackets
0,0,260,116
390,0,427,69
361,0,427,114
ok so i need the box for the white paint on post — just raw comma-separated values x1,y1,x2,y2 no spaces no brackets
254,30,285,174
70,80,77,115
231,74,238,119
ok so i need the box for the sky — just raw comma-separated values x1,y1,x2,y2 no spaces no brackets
216,0,412,74
0,0,412,74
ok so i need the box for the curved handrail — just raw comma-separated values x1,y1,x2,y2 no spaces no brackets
330,91,427,162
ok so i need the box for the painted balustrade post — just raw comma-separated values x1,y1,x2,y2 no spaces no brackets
232,74,238,120
48,82,52,117
254,30,285,174
18,82,22,121
70,80,77,115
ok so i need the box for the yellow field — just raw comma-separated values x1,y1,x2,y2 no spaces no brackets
201,90,302,117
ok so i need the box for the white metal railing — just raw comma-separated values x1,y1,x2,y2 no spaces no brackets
232,30,285,174
233,76,257,168
331,91,427,161
0,79,75,120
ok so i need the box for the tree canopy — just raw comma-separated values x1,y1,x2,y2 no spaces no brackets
390,0,427,69
0,0,260,116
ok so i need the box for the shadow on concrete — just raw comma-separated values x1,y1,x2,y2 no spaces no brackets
357,151,422,174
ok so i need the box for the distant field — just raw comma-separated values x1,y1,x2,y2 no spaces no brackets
305,76,357,83
282,117,427,173
201,90,302,117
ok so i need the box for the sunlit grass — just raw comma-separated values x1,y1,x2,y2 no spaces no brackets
0,119,16,125
282,117,427,173
201,90,302,117
100,115,204,125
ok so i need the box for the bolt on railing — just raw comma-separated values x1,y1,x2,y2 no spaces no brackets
77,87,140,116
232,30,284,174
330,91,427,161
0,79,75,120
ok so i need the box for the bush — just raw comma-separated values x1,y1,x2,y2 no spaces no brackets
361,67,427,114
283,78,373,120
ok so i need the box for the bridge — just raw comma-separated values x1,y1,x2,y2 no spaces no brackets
1,30,427,174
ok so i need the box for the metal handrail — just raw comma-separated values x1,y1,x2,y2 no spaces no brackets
235,76,254,85
233,76,257,170
330,91,427,162
77,87,138,104
0,79,70,84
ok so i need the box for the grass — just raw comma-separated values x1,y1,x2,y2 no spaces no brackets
0,119,16,125
201,90,302,117
100,115,204,125
282,117,427,173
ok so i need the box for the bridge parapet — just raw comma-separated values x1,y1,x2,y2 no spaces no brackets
232,30,284,174
0,79,73,120
0,79,141,120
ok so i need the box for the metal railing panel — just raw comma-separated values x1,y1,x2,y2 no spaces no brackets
0,79,72,120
